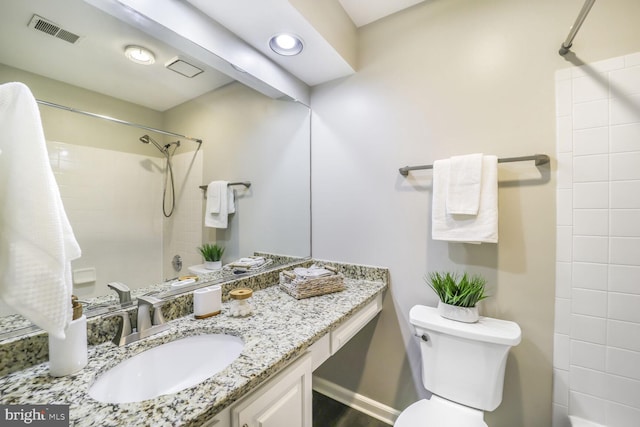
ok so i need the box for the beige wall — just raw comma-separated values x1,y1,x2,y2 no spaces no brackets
311,1,640,426
0,63,164,155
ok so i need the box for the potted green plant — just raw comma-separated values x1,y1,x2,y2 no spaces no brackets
198,243,225,270
425,272,488,323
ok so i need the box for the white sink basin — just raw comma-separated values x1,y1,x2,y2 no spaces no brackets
89,334,244,403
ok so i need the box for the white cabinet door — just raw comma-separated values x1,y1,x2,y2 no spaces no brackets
232,353,312,427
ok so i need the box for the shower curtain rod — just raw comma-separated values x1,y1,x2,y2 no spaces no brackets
559,0,596,56
36,99,203,144
398,154,550,176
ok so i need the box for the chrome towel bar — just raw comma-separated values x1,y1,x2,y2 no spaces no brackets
399,154,550,177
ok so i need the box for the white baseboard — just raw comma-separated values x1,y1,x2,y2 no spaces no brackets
312,376,401,426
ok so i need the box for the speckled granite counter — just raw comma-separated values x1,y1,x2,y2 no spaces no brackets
0,267,387,427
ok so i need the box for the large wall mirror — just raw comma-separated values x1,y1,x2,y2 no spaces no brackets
0,0,311,337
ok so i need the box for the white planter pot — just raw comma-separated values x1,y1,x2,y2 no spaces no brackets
437,301,479,323
204,260,222,270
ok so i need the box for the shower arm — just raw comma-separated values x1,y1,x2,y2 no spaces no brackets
559,0,596,56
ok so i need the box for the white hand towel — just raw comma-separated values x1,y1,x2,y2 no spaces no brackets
205,181,229,228
205,180,223,214
0,82,82,339
432,155,498,243
447,153,483,215
227,187,235,214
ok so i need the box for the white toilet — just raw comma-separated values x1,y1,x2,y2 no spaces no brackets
395,305,522,427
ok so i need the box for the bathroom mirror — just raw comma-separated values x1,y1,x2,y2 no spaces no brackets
0,0,311,339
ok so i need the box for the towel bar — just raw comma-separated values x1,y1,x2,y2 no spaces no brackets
399,154,550,177
199,182,251,191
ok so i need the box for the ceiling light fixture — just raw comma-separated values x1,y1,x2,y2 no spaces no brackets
124,45,156,65
269,33,303,56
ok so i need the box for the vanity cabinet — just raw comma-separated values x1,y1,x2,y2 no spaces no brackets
203,293,383,427
231,353,312,427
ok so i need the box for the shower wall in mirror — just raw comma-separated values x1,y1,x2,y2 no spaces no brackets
0,63,310,318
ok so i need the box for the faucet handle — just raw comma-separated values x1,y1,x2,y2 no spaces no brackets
107,282,132,306
105,311,133,346
137,295,167,329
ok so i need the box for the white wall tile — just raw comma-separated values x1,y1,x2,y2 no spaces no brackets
610,210,640,237
573,236,608,263
606,374,640,409
557,116,573,153
607,347,640,381
609,265,640,294
611,123,640,153
574,182,608,209
556,298,571,334
611,152,640,181
571,340,606,371
557,262,572,299
606,400,640,427
570,366,608,399
573,56,625,77
557,189,573,226
573,155,609,182
611,94,640,126
555,333,571,370
573,210,608,237
572,314,607,345
573,262,607,291
626,53,640,67
554,369,570,406
609,66,640,97
611,181,640,208
573,76,609,103
609,292,640,323
572,289,608,318
557,226,573,263
557,79,573,117
570,391,607,426
558,152,574,189
574,127,608,155
610,238,640,266
573,100,609,130
553,403,571,427
608,320,640,352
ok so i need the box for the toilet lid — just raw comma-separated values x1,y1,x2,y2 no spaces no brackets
394,397,487,427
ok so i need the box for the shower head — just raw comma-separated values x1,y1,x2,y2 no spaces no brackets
139,134,166,154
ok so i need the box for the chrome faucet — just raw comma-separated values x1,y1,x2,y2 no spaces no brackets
107,296,169,346
107,282,132,306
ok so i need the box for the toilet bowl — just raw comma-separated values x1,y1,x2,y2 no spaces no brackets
394,305,521,426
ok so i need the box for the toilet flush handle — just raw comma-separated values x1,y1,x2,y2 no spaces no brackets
414,333,429,342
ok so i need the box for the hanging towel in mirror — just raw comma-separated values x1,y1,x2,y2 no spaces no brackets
0,82,82,339
205,180,230,228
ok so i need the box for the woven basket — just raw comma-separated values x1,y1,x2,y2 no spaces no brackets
279,270,345,299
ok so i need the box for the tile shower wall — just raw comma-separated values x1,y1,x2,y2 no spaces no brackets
162,150,203,279
49,141,164,298
554,52,640,427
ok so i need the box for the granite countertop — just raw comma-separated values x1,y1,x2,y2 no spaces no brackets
0,277,386,427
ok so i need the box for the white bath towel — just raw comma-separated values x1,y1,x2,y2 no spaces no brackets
447,153,483,215
432,155,498,243
205,181,231,228
227,187,235,214
0,82,82,339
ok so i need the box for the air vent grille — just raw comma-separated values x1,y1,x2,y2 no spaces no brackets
28,14,80,44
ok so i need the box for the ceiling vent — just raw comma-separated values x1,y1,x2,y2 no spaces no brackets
28,14,81,44
165,57,204,78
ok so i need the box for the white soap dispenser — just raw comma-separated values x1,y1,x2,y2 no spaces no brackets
48,295,88,377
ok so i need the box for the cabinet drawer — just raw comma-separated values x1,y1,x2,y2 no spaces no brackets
330,293,382,355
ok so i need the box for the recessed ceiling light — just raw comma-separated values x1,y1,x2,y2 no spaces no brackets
269,33,303,56
124,45,155,65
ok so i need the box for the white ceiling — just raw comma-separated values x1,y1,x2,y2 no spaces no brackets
0,0,426,111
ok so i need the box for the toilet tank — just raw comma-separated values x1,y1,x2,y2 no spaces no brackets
409,305,521,412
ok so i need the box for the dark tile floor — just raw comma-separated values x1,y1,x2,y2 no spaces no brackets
313,391,391,427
